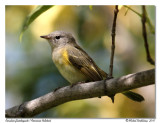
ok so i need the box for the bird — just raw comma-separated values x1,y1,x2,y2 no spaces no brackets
40,31,144,103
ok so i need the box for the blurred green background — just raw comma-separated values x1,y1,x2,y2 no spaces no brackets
5,5,155,118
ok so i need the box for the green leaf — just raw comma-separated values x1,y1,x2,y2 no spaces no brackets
19,5,54,42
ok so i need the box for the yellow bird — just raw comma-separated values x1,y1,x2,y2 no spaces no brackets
41,31,144,103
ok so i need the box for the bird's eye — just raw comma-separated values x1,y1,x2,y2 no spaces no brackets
55,36,60,39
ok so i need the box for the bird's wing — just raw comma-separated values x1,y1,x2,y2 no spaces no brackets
67,45,107,81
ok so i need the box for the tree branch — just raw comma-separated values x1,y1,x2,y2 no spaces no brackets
124,5,155,34
141,5,155,65
6,69,155,118
109,5,119,77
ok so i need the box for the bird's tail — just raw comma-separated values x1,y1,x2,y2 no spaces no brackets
122,91,144,102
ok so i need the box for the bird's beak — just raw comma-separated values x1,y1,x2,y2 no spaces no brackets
40,35,51,39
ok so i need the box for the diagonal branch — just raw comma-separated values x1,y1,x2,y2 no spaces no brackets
141,5,155,65
5,69,155,118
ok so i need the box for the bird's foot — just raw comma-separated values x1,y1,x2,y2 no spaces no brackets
106,76,114,80
70,81,86,88
54,87,62,92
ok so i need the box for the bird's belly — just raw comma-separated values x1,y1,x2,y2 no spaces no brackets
56,63,87,84
52,50,87,84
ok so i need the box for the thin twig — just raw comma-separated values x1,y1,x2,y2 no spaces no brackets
141,5,155,65
124,5,155,34
6,69,155,118
124,5,141,17
109,5,119,77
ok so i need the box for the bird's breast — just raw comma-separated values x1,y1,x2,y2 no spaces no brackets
52,48,87,84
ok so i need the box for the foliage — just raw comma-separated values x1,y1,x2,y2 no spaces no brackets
19,5,53,41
